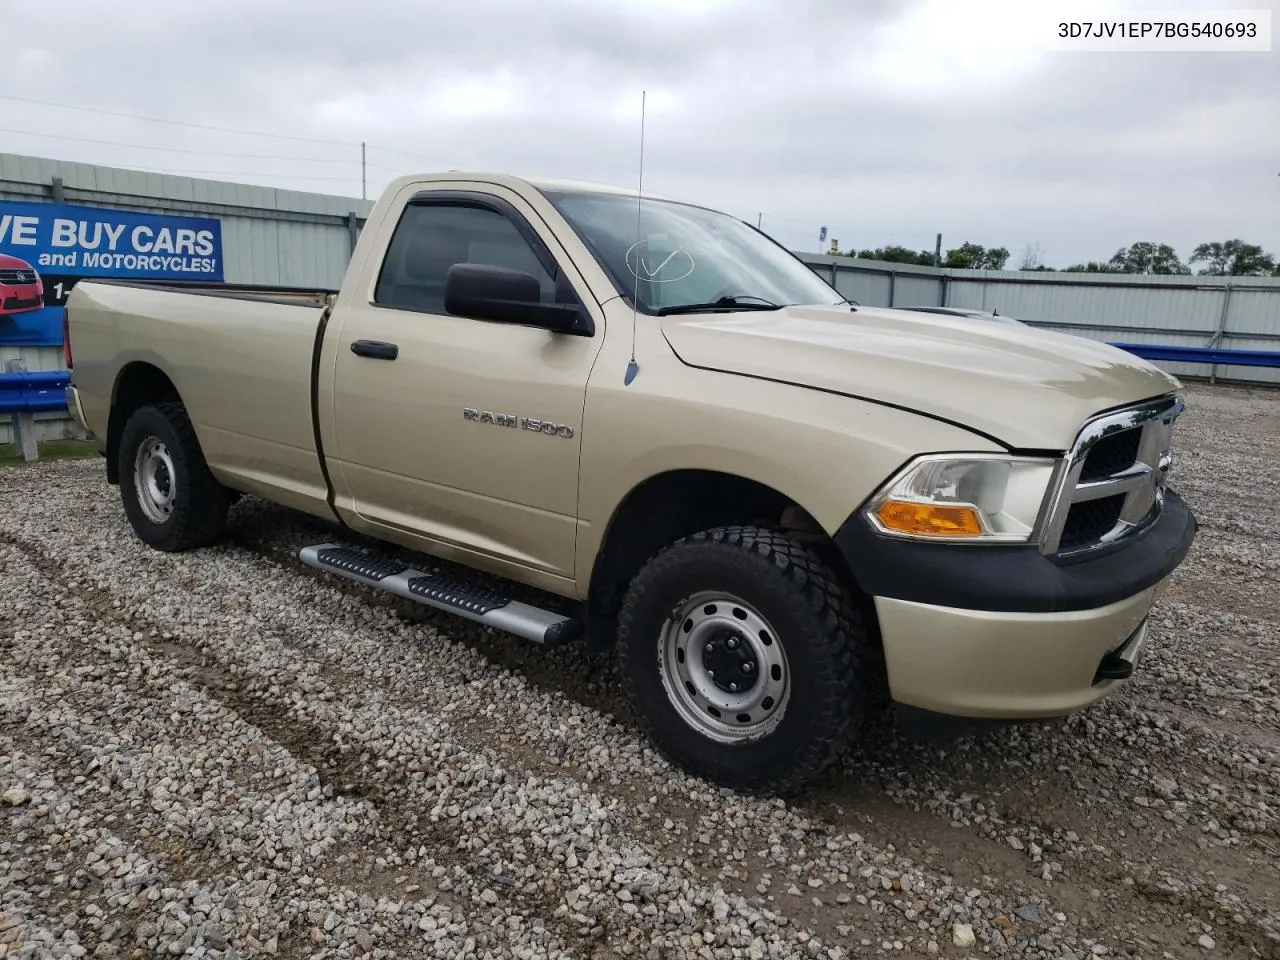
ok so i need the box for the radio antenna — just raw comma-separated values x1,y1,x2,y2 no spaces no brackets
624,89,646,387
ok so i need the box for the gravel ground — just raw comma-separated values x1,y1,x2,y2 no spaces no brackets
1,381,1277,960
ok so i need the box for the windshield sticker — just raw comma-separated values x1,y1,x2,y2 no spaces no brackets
626,239,695,283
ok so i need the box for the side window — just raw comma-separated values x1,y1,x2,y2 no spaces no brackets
374,202,557,314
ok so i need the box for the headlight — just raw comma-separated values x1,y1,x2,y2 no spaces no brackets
865,454,1059,543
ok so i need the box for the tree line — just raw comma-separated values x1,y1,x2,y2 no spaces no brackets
842,238,1280,276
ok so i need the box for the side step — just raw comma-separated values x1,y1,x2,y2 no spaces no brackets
298,543,581,647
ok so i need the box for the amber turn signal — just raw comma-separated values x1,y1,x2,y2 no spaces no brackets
876,500,984,537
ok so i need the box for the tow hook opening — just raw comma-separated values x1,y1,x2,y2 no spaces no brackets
1092,619,1148,685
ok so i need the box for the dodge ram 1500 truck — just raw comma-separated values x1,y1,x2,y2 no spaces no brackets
64,171,1197,793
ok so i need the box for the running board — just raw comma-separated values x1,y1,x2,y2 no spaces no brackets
298,543,581,647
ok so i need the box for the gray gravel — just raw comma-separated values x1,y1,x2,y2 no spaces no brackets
1,381,1277,959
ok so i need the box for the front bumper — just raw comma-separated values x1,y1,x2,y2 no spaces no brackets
835,487,1196,727
874,587,1157,722
0,288,43,315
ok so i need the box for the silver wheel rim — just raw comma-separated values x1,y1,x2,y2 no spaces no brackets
133,436,176,524
658,591,791,743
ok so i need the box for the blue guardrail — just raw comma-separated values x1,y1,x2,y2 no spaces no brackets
0,370,71,413
1109,343,1280,369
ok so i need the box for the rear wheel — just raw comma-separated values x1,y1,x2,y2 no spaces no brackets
118,402,231,552
616,525,874,794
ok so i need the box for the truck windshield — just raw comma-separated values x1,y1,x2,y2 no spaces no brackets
542,190,844,315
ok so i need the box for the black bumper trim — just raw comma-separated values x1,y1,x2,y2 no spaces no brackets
834,488,1197,614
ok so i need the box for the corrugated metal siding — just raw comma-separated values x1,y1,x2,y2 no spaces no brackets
968,283,1226,335
833,270,891,305
944,280,988,310
0,344,62,372
0,152,373,288
0,153,369,220
890,276,941,307
1228,289,1280,337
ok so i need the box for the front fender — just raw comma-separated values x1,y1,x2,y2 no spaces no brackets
575,356,1006,590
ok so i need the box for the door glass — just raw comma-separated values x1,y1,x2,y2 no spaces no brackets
374,204,556,314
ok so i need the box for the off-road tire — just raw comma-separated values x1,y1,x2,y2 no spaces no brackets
118,402,231,552
616,525,874,794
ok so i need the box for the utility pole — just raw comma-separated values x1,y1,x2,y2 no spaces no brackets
757,212,762,229
361,142,367,200
934,233,943,266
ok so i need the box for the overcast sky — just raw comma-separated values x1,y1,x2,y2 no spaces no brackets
1,0,1276,267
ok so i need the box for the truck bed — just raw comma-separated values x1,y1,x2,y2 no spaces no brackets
66,279,337,517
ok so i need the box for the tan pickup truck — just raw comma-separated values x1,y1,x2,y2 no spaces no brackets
63,172,1197,793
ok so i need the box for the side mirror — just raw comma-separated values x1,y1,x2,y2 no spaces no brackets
443,263,586,334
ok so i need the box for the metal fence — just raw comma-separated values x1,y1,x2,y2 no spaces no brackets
798,253,1280,386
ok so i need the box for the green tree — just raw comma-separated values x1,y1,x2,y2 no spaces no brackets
983,246,1010,270
1107,242,1189,275
1189,239,1277,276
850,245,937,266
1061,261,1119,273
944,242,1010,270
944,242,982,268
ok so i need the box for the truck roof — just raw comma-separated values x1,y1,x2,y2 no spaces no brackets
389,170,686,206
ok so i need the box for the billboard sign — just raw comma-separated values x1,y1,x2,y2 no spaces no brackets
0,199,224,346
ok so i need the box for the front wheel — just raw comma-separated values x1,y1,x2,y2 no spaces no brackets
616,525,875,794
118,401,231,552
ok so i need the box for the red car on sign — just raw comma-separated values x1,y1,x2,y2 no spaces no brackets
0,253,44,317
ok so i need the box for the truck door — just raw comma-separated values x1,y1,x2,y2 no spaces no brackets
326,187,605,583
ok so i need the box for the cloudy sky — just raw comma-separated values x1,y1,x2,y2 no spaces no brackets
1,0,1276,267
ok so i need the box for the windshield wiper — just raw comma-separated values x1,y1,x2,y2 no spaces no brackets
655,295,783,316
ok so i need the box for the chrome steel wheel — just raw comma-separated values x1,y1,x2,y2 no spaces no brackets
658,591,791,743
133,436,176,524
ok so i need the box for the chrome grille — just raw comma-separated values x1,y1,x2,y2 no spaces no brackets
1040,395,1182,558
1058,494,1126,551
1079,428,1142,482
0,269,37,284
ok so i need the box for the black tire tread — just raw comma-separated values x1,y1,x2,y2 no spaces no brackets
616,524,872,794
119,401,230,552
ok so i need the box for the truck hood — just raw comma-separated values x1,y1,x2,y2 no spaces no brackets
660,304,1181,450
